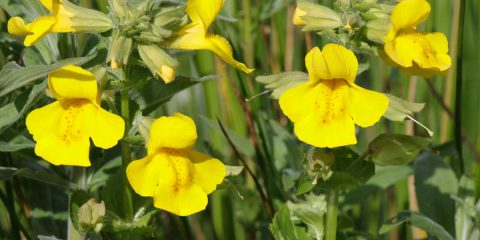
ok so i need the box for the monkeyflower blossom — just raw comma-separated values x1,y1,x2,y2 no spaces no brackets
383,0,451,77
169,0,253,74
26,65,124,166
7,0,112,46
127,113,226,216
280,44,389,148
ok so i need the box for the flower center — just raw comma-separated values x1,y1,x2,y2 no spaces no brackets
314,79,349,124
160,148,195,192
58,99,89,144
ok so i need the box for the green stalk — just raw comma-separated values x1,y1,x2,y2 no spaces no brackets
325,190,338,240
121,87,134,222
454,0,466,174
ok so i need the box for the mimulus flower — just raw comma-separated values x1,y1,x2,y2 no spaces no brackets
7,0,112,46
280,44,389,148
127,113,226,216
26,65,124,166
169,0,253,74
383,0,451,77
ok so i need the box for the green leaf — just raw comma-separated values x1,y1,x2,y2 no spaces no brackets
256,72,309,99
369,134,431,166
69,190,92,232
343,165,412,205
0,55,95,98
287,194,326,239
414,152,457,235
0,103,19,130
0,166,77,188
313,148,375,191
270,204,297,240
380,211,454,240
383,94,425,122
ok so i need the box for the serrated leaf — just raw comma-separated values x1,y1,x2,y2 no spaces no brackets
369,134,431,166
270,204,297,240
256,72,309,99
380,211,454,240
287,194,326,240
383,94,425,121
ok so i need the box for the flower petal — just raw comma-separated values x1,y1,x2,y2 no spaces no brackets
154,183,208,216
126,154,163,197
349,84,388,128
305,47,328,82
391,0,430,30
48,65,98,102
85,105,125,149
279,82,317,123
321,44,358,82
147,113,197,153
23,16,56,47
26,102,92,166
294,112,357,148
7,17,31,36
187,150,226,194
185,0,224,31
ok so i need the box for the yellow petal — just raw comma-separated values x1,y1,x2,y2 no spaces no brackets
26,101,92,166
391,0,430,30
35,134,91,166
147,113,197,153
7,17,31,36
126,154,162,197
305,47,328,82
48,65,98,102
187,150,226,194
321,44,358,82
154,183,208,216
348,84,388,128
85,105,125,149
23,16,56,47
293,7,306,25
39,0,61,12
185,0,224,31
295,112,357,148
279,82,317,123
26,101,64,143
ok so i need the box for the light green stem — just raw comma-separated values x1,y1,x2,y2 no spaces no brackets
325,190,338,240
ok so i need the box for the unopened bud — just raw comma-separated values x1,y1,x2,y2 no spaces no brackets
296,0,342,32
366,19,391,44
138,44,178,83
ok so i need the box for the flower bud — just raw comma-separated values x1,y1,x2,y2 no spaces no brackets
61,0,112,33
366,19,391,44
138,44,178,83
295,0,342,32
109,0,128,18
107,31,133,69
293,7,307,25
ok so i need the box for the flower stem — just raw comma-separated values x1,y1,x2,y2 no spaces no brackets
325,190,338,240
121,87,134,221
454,0,466,175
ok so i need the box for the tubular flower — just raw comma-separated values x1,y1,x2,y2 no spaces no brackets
7,0,112,47
279,44,389,148
127,113,226,216
26,65,125,167
169,0,254,74
383,0,451,77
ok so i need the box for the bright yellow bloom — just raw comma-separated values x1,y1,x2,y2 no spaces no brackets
293,7,307,25
7,0,112,47
383,0,451,77
26,65,124,166
169,0,254,74
127,113,226,216
280,44,389,148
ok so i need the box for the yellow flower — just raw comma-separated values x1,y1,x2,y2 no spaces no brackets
383,0,451,77
169,0,254,74
279,44,389,148
127,113,226,216
293,7,307,25
26,65,125,166
7,0,112,47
